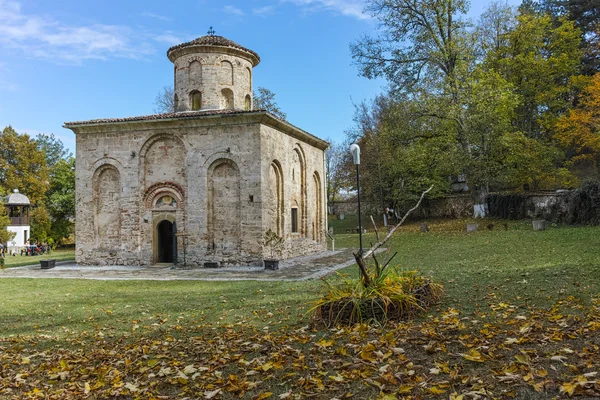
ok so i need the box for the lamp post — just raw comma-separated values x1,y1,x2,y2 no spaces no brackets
350,144,363,255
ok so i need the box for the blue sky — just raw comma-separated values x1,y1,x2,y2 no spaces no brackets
0,0,521,155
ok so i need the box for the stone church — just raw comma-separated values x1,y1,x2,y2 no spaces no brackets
64,34,328,267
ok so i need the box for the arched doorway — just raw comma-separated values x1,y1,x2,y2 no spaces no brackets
157,220,177,263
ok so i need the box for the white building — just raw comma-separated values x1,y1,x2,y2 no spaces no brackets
3,189,31,254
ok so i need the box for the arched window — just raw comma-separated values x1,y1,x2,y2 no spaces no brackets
220,60,233,85
221,88,234,110
190,91,202,111
189,60,202,86
244,94,251,111
245,67,252,90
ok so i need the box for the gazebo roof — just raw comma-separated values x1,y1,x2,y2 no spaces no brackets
4,189,30,206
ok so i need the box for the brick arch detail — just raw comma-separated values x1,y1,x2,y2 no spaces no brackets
143,181,185,209
138,133,187,162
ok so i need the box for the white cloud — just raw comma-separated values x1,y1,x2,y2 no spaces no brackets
223,5,245,16
0,60,18,92
0,0,165,63
154,32,183,46
253,5,276,16
281,0,368,20
141,11,171,21
0,80,19,92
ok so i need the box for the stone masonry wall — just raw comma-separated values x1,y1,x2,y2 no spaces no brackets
173,49,253,111
260,124,327,259
72,114,327,267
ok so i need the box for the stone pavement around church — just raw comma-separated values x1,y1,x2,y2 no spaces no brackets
0,249,358,281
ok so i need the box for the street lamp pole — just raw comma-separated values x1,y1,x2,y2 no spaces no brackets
350,144,363,255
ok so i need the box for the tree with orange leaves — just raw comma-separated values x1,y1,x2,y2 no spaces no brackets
555,73,600,175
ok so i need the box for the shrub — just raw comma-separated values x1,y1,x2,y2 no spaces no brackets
567,180,600,225
312,267,443,327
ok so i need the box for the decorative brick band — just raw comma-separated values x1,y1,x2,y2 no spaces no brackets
143,182,185,209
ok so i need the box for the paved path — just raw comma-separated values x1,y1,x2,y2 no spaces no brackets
0,249,359,281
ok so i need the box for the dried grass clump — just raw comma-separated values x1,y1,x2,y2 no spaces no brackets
312,268,443,327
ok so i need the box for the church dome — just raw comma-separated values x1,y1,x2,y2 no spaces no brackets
167,35,260,67
4,189,30,205
168,31,259,112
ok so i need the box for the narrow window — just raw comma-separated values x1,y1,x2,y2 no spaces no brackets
291,208,298,233
190,91,202,111
244,94,251,111
220,60,233,85
174,94,179,112
24,230,28,244
221,88,234,109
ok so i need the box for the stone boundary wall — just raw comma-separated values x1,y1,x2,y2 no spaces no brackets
487,192,570,221
329,195,474,219
330,192,571,220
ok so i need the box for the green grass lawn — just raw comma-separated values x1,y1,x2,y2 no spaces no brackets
1,221,598,337
332,219,600,312
1,221,599,399
2,248,75,268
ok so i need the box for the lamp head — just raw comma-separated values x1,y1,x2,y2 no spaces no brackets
349,143,360,165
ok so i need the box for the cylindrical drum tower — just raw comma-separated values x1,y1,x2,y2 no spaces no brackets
167,34,260,112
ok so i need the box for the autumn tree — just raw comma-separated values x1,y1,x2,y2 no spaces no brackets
0,126,49,205
349,0,577,207
555,73,600,176
0,127,74,244
0,205,15,244
486,11,583,140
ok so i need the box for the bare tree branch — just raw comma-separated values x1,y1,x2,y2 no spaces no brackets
354,185,433,284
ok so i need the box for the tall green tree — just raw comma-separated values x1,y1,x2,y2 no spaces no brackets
30,206,51,243
350,0,477,198
475,1,516,56
36,133,71,169
349,0,575,207
0,126,49,205
325,141,351,207
531,0,599,74
253,87,287,120
46,157,76,243
486,11,583,140
0,204,15,244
